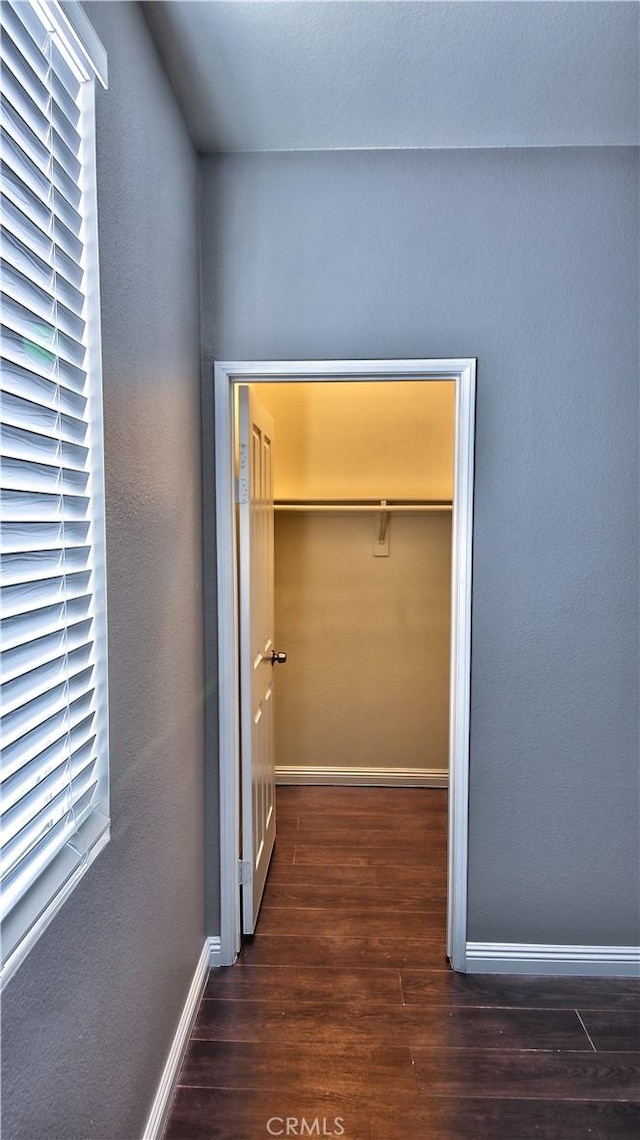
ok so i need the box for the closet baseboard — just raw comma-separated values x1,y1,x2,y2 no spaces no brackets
275,765,448,788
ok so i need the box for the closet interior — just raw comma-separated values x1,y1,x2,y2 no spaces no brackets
255,380,456,788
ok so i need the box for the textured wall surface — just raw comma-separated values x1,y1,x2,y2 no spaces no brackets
1,5,206,1138
201,146,639,946
274,513,452,773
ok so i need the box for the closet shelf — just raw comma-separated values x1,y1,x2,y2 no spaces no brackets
274,499,453,513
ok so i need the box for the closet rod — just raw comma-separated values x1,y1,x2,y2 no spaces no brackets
274,499,453,513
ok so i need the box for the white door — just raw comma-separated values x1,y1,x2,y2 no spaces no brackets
237,385,282,933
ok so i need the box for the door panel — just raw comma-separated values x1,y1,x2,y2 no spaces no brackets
238,385,276,933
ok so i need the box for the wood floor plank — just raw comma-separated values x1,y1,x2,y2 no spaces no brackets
192,999,592,1052
266,861,447,891
295,809,447,833
164,1088,370,1140
261,882,447,911
578,1011,640,1052
274,820,301,839
239,934,449,970
367,1095,640,1140
204,964,404,1004
292,844,444,866
254,907,446,939
290,826,445,849
412,1047,640,1100
401,971,640,1011
270,842,296,864
178,1039,417,1097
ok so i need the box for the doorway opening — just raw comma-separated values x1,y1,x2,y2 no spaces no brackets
213,360,476,971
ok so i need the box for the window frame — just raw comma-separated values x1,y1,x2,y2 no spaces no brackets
1,0,109,989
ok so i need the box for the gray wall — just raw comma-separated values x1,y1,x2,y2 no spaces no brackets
274,513,452,775
201,146,639,946
1,5,206,1138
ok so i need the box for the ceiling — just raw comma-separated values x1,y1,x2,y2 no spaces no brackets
143,1,639,153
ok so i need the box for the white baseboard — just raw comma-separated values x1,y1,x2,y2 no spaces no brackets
275,765,448,788
142,937,217,1140
466,941,640,977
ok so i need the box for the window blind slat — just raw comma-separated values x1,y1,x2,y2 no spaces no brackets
52,189,82,241
2,611,93,668
1,308,58,362
52,213,82,263
3,2,49,58
1,572,92,622
1,666,94,750
1,359,87,413
53,242,83,290
1,777,99,920
1,204,83,302
1,139,82,243
51,128,80,182
1,454,89,494
1,391,88,443
0,35,84,160
1,740,97,852
0,491,89,524
0,5,49,84
51,71,80,132
1,192,54,262
1,522,91,551
2,231,55,294
1,722,96,819
2,618,93,684
1,421,89,469
2,234,84,308
0,606,92,661
51,103,81,159
1,151,53,231
1,93,51,174
1,812,78,919
2,642,93,720
51,157,81,212
0,21,49,114
1,545,92,589
2,154,84,264
0,131,51,227
1,519,91,553
2,787,84,883
1,328,88,387
2,261,57,324
1,693,94,784
0,327,53,380
56,356,87,393
1,66,50,146
2,262,86,342
51,40,80,103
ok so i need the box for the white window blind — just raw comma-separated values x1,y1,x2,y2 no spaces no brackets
1,0,109,988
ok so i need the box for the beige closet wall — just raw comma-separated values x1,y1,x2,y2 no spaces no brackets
257,381,455,781
258,380,455,500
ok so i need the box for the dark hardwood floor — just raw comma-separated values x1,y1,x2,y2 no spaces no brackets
164,787,640,1139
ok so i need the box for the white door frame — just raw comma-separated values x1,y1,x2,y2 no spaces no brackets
213,358,476,971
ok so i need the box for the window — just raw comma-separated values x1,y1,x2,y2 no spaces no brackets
1,0,108,987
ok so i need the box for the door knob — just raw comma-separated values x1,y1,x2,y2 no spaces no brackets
270,650,287,665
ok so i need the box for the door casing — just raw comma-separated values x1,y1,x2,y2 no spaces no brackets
213,359,476,969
